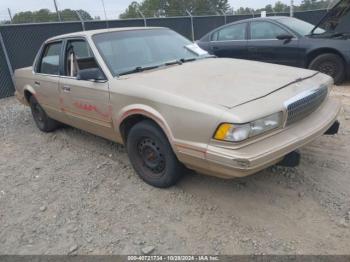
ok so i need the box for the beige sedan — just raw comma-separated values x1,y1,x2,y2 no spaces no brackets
14,27,341,188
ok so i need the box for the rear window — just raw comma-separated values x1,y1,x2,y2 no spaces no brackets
38,42,62,75
278,17,325,35
212,23,246,41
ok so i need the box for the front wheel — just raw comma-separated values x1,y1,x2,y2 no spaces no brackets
308,53,346,85
126,120,185,188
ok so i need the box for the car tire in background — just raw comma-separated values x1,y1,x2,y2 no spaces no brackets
308,53,346,85
29,95,59,132
126,120,185,188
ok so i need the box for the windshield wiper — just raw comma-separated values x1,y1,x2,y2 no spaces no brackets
330,32,349,38
165,56,214,66
164,58,198,66
162,58,197,67
164,60,183,66
180,57,197,63
118,65,160,76
180,56,215,63
118,56,216,76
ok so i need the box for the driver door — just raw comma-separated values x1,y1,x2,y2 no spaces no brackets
248,21,303,67
59,38,114,140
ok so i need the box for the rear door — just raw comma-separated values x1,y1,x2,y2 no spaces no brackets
248,21,302,67
33,41,63,113
59,38,114,139
208,22,248,59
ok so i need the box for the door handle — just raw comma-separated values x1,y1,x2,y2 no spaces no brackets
212,46,219,50
34,81,40,86
62,86,71,92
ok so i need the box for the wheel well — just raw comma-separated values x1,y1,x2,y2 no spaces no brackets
119,114,161,143
306,48,346,67
24,90,33,104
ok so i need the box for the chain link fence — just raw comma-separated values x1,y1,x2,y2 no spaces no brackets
0,9,327,99
0,32,14,98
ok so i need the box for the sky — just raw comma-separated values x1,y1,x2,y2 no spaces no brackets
0,0,303,20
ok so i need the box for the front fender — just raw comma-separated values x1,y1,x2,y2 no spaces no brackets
114,104,176,148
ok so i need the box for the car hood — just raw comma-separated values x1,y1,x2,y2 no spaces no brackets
311,0,350,34
120,58,319,109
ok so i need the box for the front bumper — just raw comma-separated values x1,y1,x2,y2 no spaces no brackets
200,97,341,178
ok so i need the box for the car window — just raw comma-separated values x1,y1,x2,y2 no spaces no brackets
278,17,325,35
97,36,153,72
64,39,99,77
212,23,246,41
38,42,62,75
250,21,288,40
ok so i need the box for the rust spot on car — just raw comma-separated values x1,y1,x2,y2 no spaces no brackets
74,101,111,118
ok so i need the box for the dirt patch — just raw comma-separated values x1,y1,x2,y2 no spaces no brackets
0,84,350,255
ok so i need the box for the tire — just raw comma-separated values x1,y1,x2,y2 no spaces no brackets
308,53,346,85
126,120,185,188
29,96,59,132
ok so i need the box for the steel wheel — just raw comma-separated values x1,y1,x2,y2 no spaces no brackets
126,120,185,188
309,53,345,85
137,137,166,176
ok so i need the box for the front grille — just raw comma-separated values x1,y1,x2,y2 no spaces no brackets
285,86,328,126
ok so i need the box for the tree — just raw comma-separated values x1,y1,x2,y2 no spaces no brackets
0,20,11,25
11,8,93,24
297,0,331,11
60,9,93,21
119,0,332,18
119,0,231,18
119,1,140,19
234,0,331,15
235,7,255,15
273,1,289,12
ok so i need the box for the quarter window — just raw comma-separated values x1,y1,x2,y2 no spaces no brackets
212,23,246,41
250,21,288,40
38,42,62,75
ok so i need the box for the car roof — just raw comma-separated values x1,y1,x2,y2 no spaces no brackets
199,16,295,40
46,27,164,42
231,16,291,23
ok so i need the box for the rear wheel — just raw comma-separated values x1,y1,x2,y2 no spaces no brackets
308,53,345,85
29,96,59,132
126,120,185,188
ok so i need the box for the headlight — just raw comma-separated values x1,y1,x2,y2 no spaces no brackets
214,112,283,142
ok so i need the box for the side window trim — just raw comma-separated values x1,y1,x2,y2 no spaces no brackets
34,40,63,77
210,22,247,42
248,20,297,41
61,36,107,81
273,21,299,39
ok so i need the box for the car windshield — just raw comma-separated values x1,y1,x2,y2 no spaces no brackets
277,17,325,36
92,28,210,77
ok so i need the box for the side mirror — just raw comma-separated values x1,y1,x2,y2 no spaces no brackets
276,34,294,41
77,68,106,82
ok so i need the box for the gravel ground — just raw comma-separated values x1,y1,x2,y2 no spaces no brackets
0,84,350,255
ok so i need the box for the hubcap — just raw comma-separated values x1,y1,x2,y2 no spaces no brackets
137,138,165,174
